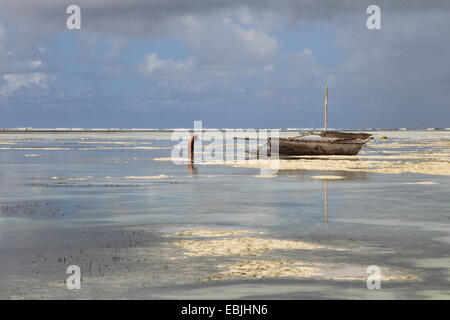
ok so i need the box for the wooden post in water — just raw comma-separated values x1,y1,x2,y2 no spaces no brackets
324,84,328,133
188,136,195,162
245,137,250,160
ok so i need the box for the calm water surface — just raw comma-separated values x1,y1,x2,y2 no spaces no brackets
0,131,448,299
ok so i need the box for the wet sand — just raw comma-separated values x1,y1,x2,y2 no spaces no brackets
0,224,424,299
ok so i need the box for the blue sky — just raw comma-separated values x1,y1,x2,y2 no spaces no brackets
0,1,449,129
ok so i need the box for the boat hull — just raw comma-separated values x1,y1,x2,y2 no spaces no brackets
273,138,365,156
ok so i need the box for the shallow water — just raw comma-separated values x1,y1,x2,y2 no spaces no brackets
0,131,448,299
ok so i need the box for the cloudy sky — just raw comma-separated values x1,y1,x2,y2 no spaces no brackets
0,0,449,128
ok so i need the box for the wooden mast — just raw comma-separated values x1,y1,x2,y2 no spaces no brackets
324,84,328,133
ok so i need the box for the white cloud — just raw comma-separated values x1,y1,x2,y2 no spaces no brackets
103,37,127,62
0,22,52,99
0,73,49,96
263,64,274,71
0,1,449,127
0,23,5,41
27,60,43,69
174,15,279,65
0,22,45,74
141,53,194,75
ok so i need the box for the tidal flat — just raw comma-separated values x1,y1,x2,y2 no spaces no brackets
0,130,448,299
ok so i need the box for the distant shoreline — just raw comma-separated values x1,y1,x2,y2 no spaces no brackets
0,128,449,133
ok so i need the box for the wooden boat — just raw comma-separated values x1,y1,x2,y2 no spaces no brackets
273,134,370,156
271,85,372,156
